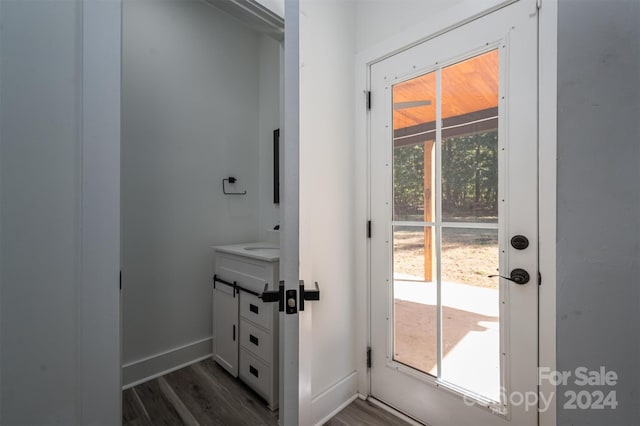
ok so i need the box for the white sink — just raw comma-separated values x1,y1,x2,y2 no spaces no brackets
212,242,280,261
244,246,278,251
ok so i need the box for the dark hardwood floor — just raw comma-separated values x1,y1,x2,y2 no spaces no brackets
123,359,278,426
123,358,410,426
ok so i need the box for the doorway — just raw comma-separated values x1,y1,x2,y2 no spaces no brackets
120,0,285,423
369,1,538,424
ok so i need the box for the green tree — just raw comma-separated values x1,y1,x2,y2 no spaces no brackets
393,130,498,222
393,143,424,220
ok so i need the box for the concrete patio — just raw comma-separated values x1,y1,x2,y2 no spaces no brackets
393,277,501,401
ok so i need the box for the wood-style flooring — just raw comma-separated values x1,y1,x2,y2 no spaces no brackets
123,358,410,426
323,398,411,426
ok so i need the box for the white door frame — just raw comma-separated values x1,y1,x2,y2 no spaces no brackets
537,0,558,424
82,0,122,423
281,0,314,424
353,0,557,424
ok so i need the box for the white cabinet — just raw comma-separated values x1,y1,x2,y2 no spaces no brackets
212,244,279,410
212,282,239,377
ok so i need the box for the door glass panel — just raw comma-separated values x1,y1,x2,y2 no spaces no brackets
440,227,500,400
390,49,501,401
392,225,437,376
440,50,500,401
392,70,438,376
441,50,499,224
393,71,436,222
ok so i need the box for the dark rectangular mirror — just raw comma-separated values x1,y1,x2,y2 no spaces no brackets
273,128,280,204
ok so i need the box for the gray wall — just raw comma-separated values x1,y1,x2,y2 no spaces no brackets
122,0,280,384
557,1,640,425
1,2,81,422
0,0,121,424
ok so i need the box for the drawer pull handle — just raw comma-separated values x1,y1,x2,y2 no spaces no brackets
249,304,259,314
249,334,259,346
250,365,259,378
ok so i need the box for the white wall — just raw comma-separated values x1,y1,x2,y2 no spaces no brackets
122,0,280,385
296,2,471,421
1,0,121,424
355,0,465,52
258,35,282,240
299,1,358,423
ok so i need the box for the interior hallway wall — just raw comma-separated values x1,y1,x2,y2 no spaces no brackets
1,0,121,424
556,0,640,424
299,1,358,422
122,0,267,385
1,3,84,423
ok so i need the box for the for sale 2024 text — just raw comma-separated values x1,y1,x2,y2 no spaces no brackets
539,366,618,410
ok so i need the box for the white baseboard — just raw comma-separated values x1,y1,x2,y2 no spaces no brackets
367,397,426,426
122,337,213,389
312,371,359,426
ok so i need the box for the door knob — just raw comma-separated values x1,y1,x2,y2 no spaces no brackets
488,268,530,285
509,268,530,284
510,235,529,250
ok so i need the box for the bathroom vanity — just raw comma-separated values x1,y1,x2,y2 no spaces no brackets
212,243,279,410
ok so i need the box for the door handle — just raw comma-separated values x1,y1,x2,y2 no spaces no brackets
261,281,285,312
299,280,320,311
489,268,530,285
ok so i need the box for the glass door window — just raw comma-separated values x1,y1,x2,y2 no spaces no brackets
391,50,501,401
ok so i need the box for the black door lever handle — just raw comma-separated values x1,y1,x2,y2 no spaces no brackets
260,282,285,312
299,280,320,311
489,268,530,285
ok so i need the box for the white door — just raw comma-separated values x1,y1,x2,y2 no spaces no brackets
370,2,538,425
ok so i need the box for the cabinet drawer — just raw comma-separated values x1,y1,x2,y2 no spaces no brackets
239,348,271,400
240,319,272,364
239,292,272,331
215,252,277,294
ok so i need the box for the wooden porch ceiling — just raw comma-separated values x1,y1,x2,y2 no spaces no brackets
393,49,499,134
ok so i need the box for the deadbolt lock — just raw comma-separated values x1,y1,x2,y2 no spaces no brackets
510,235,529,250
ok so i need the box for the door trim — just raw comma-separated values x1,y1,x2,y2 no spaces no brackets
82,1,122,423
281,0,307,424
353,1,557,423
537,0,559,424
